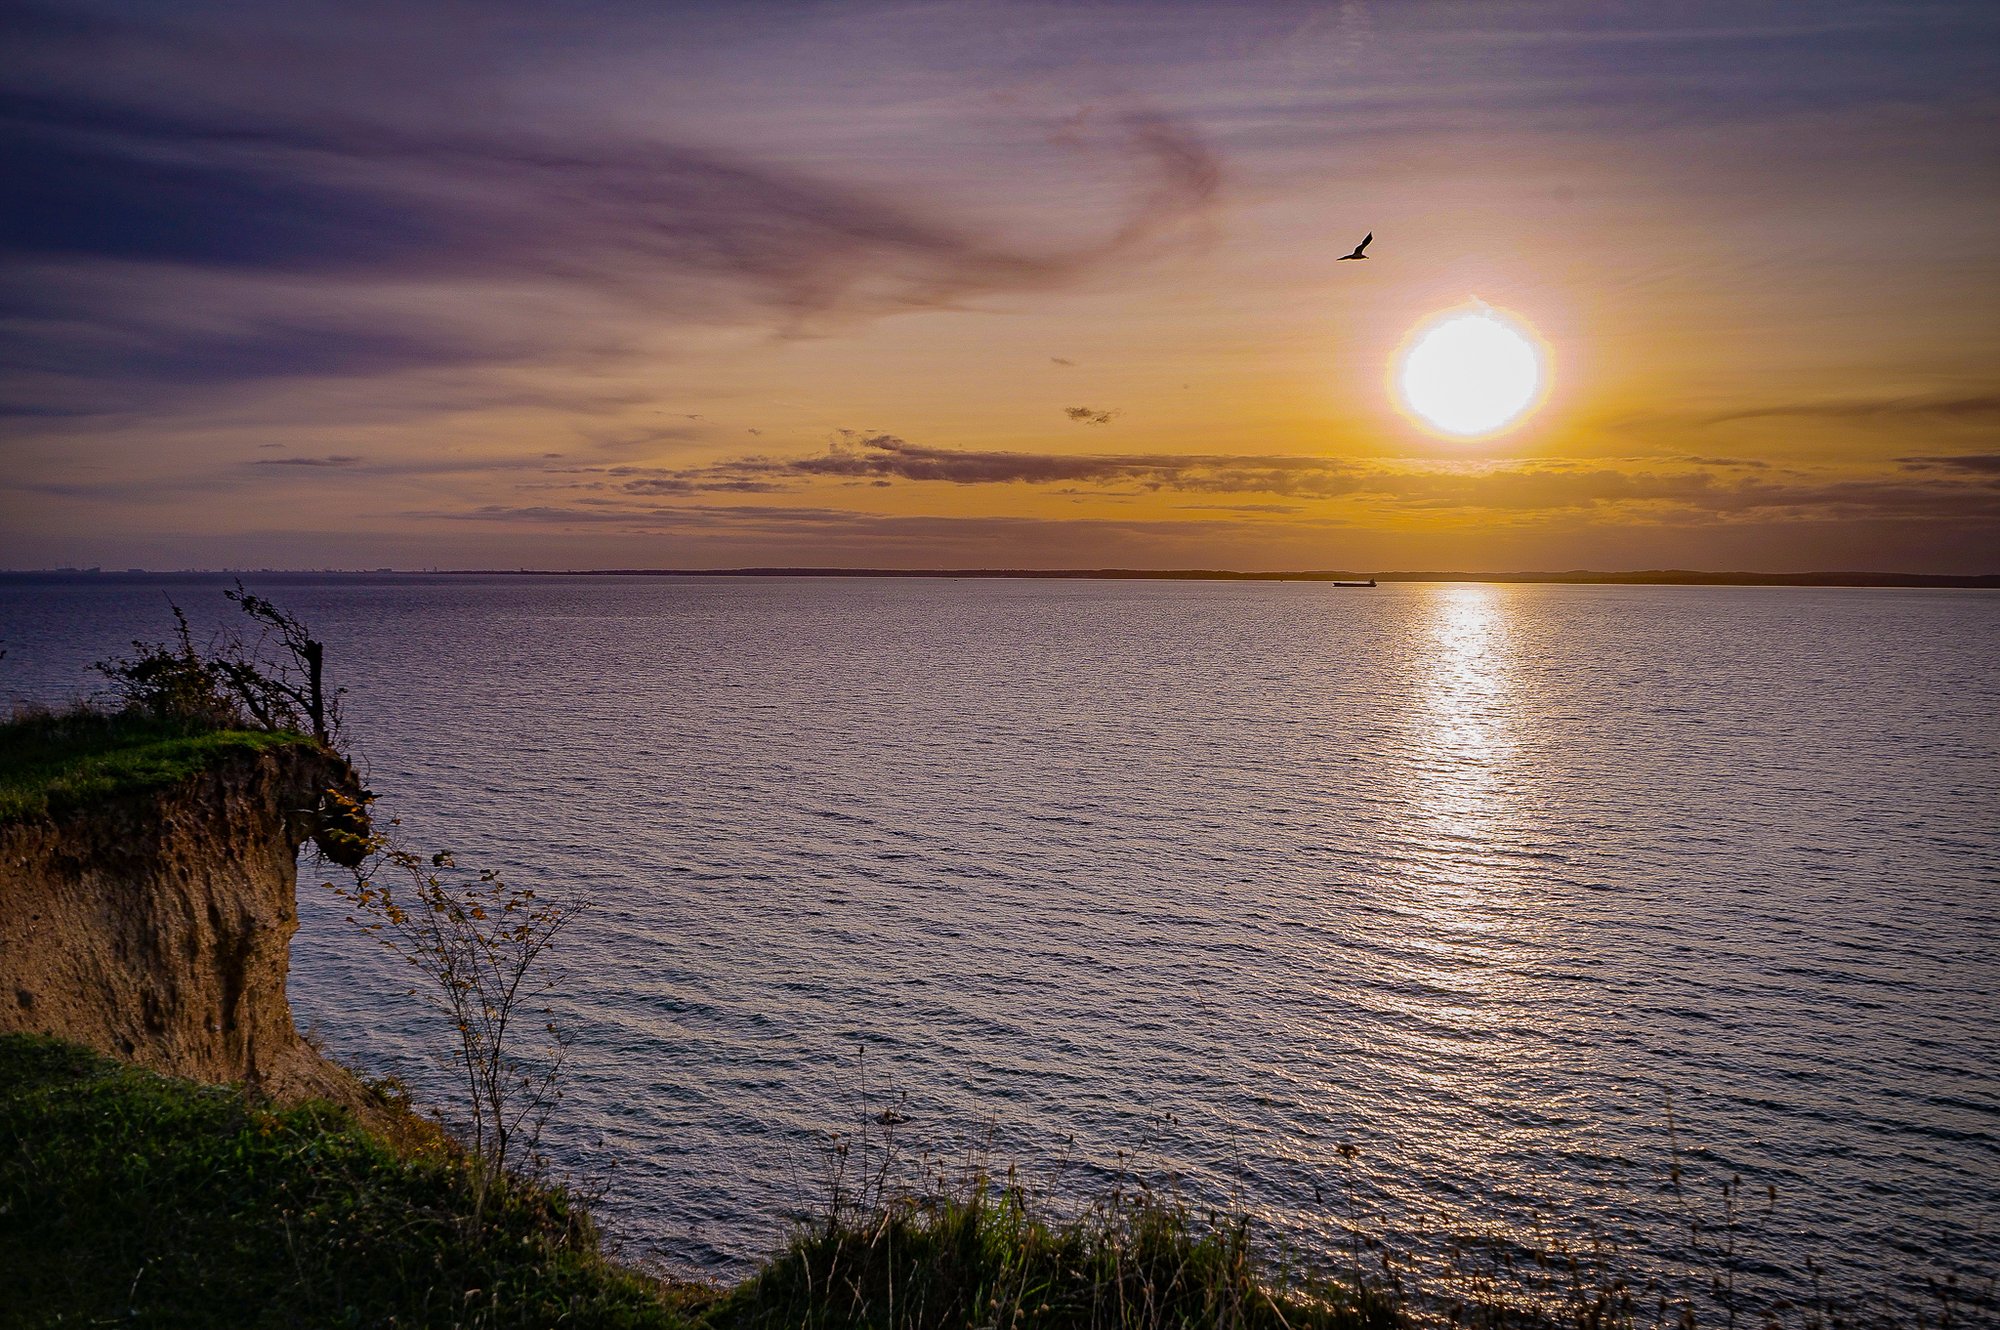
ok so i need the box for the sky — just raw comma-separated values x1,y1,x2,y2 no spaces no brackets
3,0,1997,572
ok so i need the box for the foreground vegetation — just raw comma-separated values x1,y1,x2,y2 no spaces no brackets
0,1035,1400,1330
0,1035,673,1329
706,1189,1392,1330
18,1036,1980,1330
0,706,315,823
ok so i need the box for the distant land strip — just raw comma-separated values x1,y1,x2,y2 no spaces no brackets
11,569,1998,587
452,567,2000,587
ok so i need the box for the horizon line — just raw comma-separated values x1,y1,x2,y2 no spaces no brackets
6,567,1997,588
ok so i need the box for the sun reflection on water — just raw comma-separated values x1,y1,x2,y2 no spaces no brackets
1358,584,1565,1250
1408,584,1521,913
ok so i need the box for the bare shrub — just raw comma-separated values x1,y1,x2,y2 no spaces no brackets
320,791,584,1228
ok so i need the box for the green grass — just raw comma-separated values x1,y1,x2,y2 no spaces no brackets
0,706,319,823
708,1190,1393,1330
0,1034,679,1329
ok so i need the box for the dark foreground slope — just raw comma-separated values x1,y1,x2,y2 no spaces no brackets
0,1034,676,1329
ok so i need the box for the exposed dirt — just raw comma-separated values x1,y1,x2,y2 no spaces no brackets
0,743,382,1114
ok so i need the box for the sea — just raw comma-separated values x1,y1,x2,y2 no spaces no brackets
4,573,1996,1312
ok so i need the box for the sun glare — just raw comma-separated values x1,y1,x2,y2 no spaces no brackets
1395,305,1547,439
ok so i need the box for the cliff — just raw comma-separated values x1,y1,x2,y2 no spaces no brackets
0,726,374,1109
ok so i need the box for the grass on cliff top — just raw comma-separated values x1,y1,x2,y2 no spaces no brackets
0,705,318,823
0,1034,1393,1330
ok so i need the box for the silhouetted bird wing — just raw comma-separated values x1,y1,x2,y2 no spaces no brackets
1357,232,1372,253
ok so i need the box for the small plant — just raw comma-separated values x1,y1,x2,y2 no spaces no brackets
95,581,342,742
95,603,241,729
1663,1097,1776,1330
732,1064,1390,1330
321,791,584,1230
719,1169,1393,1329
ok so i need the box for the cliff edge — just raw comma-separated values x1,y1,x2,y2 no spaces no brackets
0,727,373,1109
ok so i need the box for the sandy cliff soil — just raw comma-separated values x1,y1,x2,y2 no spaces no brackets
0,742,374,1108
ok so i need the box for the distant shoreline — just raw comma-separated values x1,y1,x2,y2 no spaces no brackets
8,568,1997,588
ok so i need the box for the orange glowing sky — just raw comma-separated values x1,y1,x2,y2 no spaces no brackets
3,2,1996,571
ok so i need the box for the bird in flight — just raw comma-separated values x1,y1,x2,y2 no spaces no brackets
1338,232,1373,261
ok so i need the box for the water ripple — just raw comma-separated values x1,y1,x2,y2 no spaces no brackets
3,574,1995,1306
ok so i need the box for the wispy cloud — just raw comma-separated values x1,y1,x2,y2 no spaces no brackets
599,433,1368,495
250,453,362,467
1898,453,2000,474
1707,393,2000,426
548,434,2000,525
1065,406,1119,426
1,49,1222,417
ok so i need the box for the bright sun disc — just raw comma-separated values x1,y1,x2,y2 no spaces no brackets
1395,306,1546,438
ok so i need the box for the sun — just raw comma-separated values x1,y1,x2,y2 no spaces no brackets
1394,304,1548,438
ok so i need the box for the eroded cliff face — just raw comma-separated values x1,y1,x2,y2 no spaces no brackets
0,742,372,1108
